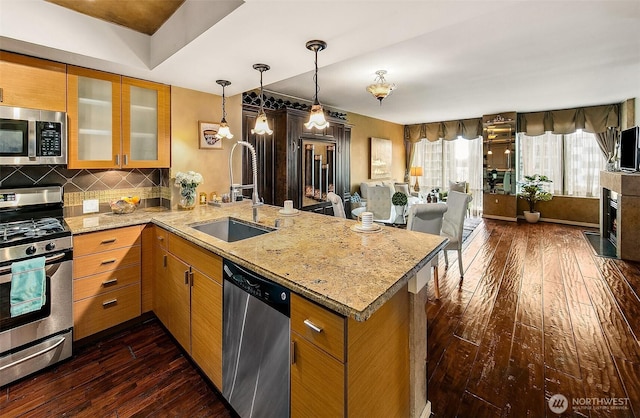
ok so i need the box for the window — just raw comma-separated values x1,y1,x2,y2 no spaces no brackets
414,136,483,215
519,131,605,197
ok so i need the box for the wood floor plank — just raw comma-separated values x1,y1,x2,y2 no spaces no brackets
456,390,502,417
465,224,528,406
615,357,640,417
499,323,545,418
582,273,640,364
544,366,589,418
427,335,479,417
516,222,544,330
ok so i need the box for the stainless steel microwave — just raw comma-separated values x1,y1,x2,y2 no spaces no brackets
0,106,67,165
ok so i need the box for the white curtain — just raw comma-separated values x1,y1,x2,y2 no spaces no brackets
519,132,564,194
564,131,606,197
519,131,605,197
414,136,484,216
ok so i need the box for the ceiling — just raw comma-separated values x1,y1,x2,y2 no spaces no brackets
1,0,639,125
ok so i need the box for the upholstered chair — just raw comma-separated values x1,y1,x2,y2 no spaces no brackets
407,203,448,298
326,192,346,218
441,191,473,279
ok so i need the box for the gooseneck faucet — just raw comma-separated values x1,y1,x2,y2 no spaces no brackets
229,141,262,222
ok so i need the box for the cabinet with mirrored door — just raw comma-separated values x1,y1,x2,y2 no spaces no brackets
242,107,350,215
482,112,518,220
67,66,170,169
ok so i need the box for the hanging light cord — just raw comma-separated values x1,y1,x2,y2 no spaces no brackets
259,69,265,111
221,85,227,120
313,48,319,104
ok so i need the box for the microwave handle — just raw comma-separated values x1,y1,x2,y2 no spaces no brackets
28,120,37,158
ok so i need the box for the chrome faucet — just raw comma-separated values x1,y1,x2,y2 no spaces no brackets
229,141,262,222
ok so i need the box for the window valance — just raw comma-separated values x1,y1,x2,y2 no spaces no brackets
517,104,619,135
404,117,482,142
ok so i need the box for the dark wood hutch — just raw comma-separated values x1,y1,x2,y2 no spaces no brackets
242,92,351,215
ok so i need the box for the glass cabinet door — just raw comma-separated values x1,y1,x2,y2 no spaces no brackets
67,66,121,169
122,77,170,168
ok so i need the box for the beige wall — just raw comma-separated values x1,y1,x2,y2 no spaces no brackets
346,112,405,194
170,86,242,207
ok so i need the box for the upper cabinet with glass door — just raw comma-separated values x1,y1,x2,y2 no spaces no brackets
67,66,170,169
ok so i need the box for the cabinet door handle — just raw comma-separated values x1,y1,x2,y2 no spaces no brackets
123,154,128,166
102,278,118,287
100,258,117,265
157,236,164,242
100,238,117,244
290,340,296,365
115,154,120,166
184,270,189,285
303,319,323,333
189,271,194,287
0,87,3,102
163,254,167,268
102,299,118,308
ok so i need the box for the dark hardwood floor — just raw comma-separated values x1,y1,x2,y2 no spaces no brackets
2,219,638,417
0,319,234,417
427,219,640,417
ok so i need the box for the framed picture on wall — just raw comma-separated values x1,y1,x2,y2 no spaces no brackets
198,121,222,149
370,137,392,179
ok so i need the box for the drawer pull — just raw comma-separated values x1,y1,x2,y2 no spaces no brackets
303,319,323,333
102,278,118,287
100,238,117,244
102,299,118,308
101,258,117,265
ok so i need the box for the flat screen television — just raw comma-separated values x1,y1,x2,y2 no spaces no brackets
619,126,640,172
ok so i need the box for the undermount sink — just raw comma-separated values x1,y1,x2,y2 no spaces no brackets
190,217,274,242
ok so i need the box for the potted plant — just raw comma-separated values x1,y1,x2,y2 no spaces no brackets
392,191,408,224
518,174,552,223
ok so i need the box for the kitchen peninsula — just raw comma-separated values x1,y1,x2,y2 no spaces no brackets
66,201,446,417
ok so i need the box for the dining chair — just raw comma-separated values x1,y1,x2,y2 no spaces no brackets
441,190,473,280
406,203,448,298
326,192,346,218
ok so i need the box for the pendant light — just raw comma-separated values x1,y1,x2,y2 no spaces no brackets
366,70,396,104
215,80,233,140
251,64,273,135
304,40,329,130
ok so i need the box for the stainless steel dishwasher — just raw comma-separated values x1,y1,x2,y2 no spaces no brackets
222,259,290,418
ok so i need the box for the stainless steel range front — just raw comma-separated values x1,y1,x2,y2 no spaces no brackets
0,186,73,387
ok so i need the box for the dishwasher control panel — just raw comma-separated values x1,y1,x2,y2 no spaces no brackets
223,260,290,317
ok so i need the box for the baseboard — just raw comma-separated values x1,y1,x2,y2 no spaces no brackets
516,215,599,228
420,400,432,418
482,214,517,222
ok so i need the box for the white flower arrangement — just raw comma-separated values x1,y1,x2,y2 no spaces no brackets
175,171,203,188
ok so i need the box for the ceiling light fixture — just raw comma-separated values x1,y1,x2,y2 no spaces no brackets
251,64,273,135
215,80,233,140
304,40,329,130
366,70,396,104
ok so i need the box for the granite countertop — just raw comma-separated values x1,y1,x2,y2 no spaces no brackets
66,202,447,321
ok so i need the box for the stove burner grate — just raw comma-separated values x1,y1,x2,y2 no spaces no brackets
0,218,65,242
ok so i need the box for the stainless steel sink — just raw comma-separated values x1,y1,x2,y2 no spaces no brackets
190,217,273,242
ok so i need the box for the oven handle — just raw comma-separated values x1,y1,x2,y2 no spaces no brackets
0,252,67,276
0,335,66,372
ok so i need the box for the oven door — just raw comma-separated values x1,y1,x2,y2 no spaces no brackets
0,251,73,354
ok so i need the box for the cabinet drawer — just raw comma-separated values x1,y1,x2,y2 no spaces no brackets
74,246,140,279
291,293,345,362
168,233,222,284
73,283,141,340
74,226,142,257
155,227,168,249
73,265,140,301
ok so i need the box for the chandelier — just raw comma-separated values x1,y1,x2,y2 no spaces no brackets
251,64,273,136
215,80,233,140
304,40,329,130
366,70,396,104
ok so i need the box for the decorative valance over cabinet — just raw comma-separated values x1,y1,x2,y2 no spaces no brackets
517,104,620,136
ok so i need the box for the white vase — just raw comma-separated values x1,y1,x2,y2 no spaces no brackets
394,205,406,224
524,211,540,223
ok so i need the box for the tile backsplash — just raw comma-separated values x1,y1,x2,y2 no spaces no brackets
0,165,171,216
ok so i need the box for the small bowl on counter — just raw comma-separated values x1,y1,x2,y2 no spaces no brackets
110,197,140,214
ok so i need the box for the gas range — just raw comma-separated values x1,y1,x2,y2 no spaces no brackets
0,186,72,263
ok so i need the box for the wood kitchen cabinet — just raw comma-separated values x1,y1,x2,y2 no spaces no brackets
67,66,170,169
72,225,142,341
153,228,223,389
0,51,67,112
290,289,410,417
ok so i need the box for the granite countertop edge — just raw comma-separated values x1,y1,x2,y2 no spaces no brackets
66,203,446,322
